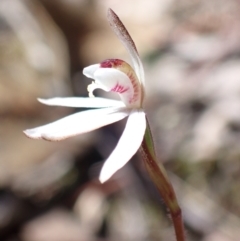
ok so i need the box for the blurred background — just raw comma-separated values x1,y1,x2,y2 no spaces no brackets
0,0,240,240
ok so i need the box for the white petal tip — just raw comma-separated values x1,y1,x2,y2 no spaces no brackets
99,162,118,183
37,98,48,104
99,172,111,184
23,129,41,140
99,178,105,184
23,129,51,141
83,64,100,78
23,129,64,142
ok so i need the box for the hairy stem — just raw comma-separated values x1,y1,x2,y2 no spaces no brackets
140,117,185,241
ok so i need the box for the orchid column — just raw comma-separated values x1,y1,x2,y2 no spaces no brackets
24,9,185,241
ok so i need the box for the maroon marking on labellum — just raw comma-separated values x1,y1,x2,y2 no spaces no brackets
100,59,124,68
111,83,129,93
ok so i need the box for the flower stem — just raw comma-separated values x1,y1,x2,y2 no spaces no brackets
140,117,185,241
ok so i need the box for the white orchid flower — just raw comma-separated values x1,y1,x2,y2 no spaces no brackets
24,9,146,183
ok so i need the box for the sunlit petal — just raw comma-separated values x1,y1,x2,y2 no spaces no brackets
24,107,129,141
83,64,100,78
94,68,132,92
38,97,124,108
92,68,141,107
99,109,146,183
107,9,145,86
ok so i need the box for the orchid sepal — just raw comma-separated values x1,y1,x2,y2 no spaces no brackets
100,109,146,183
24,107,130,141
107,9,145,88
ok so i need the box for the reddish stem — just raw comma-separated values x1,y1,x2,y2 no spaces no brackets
140,118,185,241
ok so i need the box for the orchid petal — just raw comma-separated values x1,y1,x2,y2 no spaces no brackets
94,68,133,92
24,107,129,141
107,9,145,86
99,109,146,183
38,97,124,108
83,64,100,78
92,67,141,107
